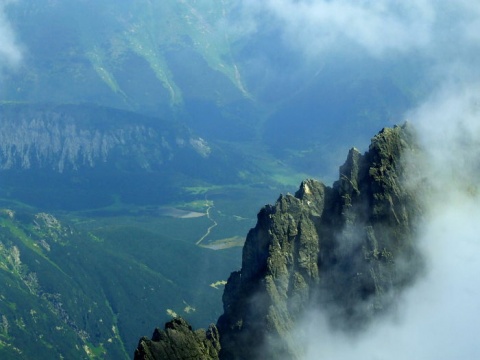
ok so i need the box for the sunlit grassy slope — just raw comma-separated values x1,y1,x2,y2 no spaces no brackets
4,0,248,114
3,0,428,172
0,185,280,359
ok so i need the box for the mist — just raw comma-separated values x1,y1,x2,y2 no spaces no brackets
238,1,480,359
0,0,22,69
237,1,480,60
233,0,480,101
291,85,480,359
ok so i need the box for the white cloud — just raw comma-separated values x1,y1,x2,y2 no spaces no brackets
409,83,480,191
289,80,480,360
234,4,480,357
238,0,480,60
300,192,480,360
0,0,23,68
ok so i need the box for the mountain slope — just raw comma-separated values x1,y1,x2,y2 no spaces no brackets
0,103,259,209
2,0,430,151
135,123,424,359
0,102,291,360
2,1,252,136
0,205,246,359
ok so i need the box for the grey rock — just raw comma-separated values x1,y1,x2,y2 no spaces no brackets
134,318,220,360
0,104,209,173
217,123,423,359
135,124,423,360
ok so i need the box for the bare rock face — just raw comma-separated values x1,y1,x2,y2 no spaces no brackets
0,104,216,173
217,124,422,359
134,318,221,360
135,124,423,359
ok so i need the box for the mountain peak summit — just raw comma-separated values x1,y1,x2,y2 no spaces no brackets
136,123,424,359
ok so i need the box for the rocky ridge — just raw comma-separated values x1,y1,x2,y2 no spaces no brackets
0,104,211,173
135,124,423,359
135,318,220,360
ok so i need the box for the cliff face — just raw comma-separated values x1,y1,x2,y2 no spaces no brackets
0,104,253,208
216,124,422,359
135,124,423,359
218,126,420,359
0,104,210,173
135,318,221,360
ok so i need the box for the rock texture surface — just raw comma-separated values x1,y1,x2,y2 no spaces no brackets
134,318,221,360
136,124,423,359
217,124,422,359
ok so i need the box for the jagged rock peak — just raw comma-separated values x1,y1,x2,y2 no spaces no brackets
217,123,422,359
134,317,220,360
134,124,423,360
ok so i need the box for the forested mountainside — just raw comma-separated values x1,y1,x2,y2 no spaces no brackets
0,103,267,210
0,104,267,359
0,104,239,176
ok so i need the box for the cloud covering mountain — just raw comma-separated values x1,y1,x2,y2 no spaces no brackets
234,1,480,359
295,83,480,360
1,1,480,358
236,0,480,61
0,0,22,69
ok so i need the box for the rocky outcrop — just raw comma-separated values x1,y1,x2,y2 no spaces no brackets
135,124,423,359
134,318,220,360
217,123,422,359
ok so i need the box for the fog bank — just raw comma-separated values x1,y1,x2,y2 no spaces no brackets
240,1,480,358
0,0,22,69
295,84,480,359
